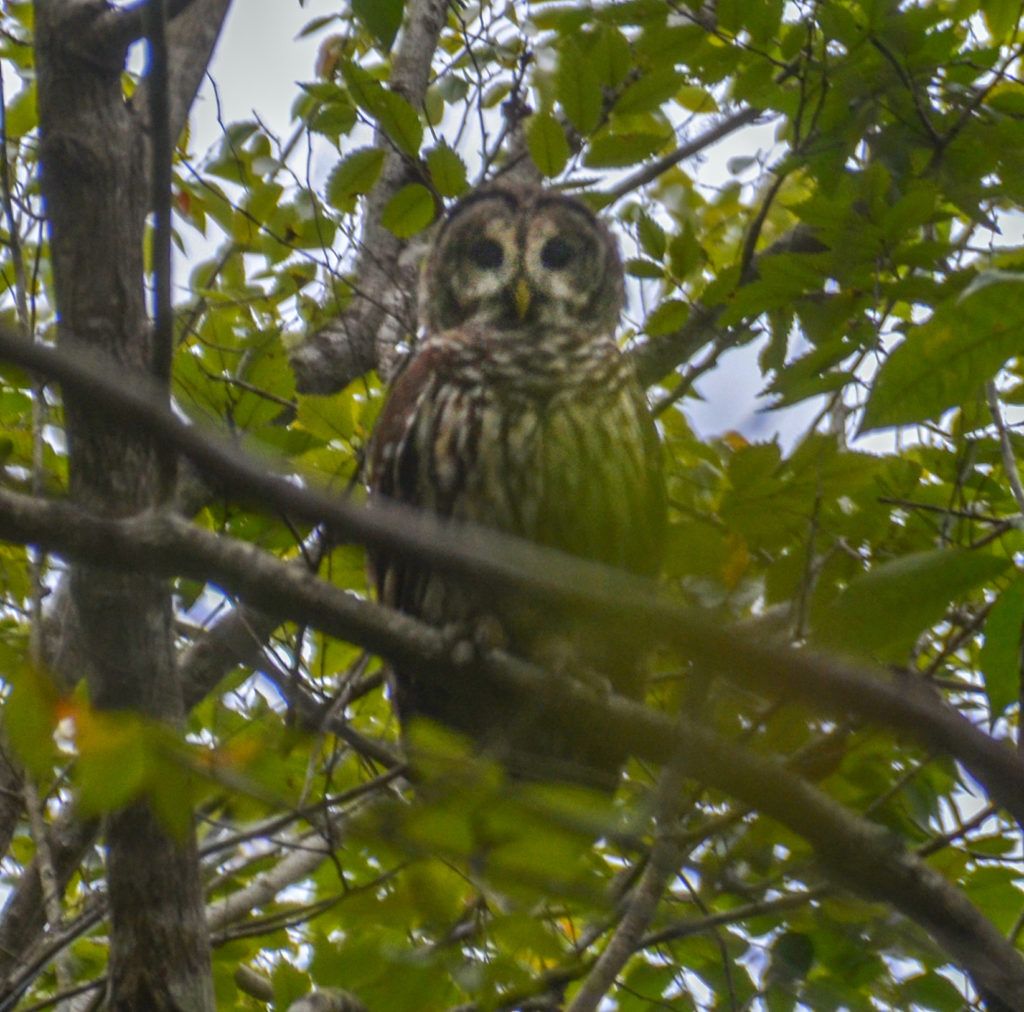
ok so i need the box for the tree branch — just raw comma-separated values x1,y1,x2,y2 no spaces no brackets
606,106,765,202
90,0,201,54
566,762,692,1012
34,2,216,1001
2,327,1024,833
1,488,1024,1003
128,0,233,152
178,601,284,708
0,809,98,984
144,0,175,416
289,0,450,393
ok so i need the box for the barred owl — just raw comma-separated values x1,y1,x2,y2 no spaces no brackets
367,183,666,788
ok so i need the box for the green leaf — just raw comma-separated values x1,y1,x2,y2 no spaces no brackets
637,211,666,258
425,143,468,197
308,96,357,140
296,392,355,441
614,68,686,115
767,931,815,983
585,128,665,168
625,257,664,280
980,578,1024,717
525,113,570,177
810,549,1011,660
676,84,718,112
963,866,1024,933
3,80,37,137
899,971,972,1012
340,61,386,112
645,298,689,336
377,90,424,156
341,62,423,156
6,658,60,778
556,39,603,133
352,0,405,51
981,0,1020,40
73,708,151,816
861,272,1024,432
381,183,436,238
325,148,386,211
589,25,632,88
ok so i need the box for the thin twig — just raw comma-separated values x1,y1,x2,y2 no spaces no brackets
985,381,1024,515
144,0,173,386
605,106,764,202
22,782,73,1007
566,759,693,1012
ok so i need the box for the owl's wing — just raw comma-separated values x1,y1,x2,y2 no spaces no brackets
365,338,459,615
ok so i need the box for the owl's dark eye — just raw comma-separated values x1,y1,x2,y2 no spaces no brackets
540,236,574,270
468,238,504,269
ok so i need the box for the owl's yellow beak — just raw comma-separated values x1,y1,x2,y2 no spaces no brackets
513,277,532,319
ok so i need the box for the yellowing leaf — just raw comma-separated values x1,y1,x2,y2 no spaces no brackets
721,534,751,589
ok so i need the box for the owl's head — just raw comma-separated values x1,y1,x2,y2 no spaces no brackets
419,183,625,336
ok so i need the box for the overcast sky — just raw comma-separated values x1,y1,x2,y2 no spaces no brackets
190,1,338,155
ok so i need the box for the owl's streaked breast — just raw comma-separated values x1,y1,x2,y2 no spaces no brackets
372,324,663,572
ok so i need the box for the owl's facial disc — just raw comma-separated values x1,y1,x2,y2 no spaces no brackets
421,185,624,334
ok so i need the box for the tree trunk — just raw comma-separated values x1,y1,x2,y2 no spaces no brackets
34,2,213,1006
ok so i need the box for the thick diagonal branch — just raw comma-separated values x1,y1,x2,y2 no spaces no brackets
1,492,1023,1005
3,328,1023,832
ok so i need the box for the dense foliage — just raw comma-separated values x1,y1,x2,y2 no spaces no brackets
4,0,1024,1009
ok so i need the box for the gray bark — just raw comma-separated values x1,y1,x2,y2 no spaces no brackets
31,0,230,1006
